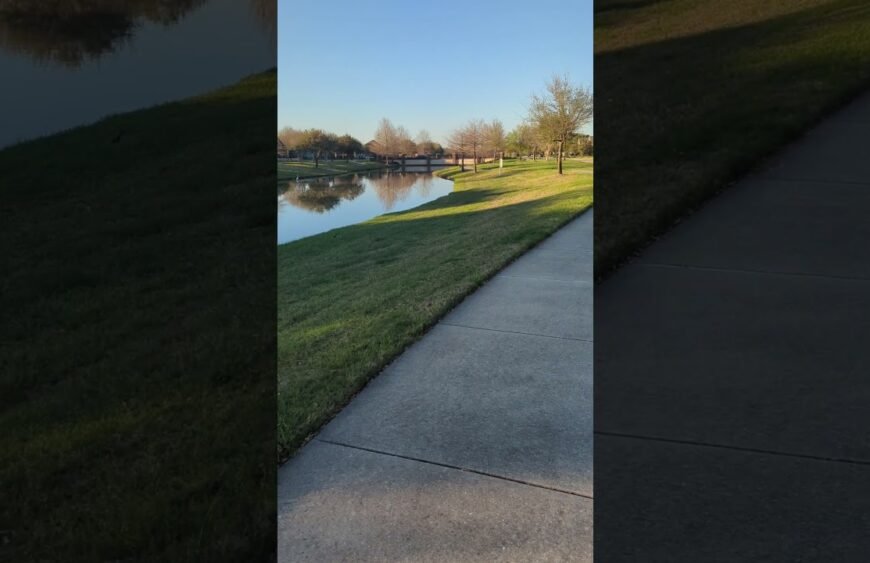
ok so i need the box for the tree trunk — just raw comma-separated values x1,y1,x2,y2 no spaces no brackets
473,146,478,173
314,150,320,168
557,139,563,175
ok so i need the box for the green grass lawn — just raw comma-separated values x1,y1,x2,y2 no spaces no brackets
278,158,385,180
595,0,870,273
277,158,593,460
0,72,276,561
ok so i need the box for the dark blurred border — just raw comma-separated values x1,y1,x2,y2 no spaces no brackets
0,3,276,560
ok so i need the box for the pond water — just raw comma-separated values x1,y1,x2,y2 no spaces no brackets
278,171,455,244
0,0,275,150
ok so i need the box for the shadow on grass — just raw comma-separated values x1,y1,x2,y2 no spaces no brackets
0,71,276,561
395,185,514,212
437,162,590,183
277,183,593,459
594,0,870,274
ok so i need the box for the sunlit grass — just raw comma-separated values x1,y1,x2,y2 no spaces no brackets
595,0,870,272
277,158,593,460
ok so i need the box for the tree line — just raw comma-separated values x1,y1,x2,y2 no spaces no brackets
277,128,366,168
278,75,591,174
448,75,592,175
370,120,444,162
278,123,446,168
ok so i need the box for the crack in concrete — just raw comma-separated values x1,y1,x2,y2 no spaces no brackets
316,438,595,500
596,431,870,468
438,321,593,343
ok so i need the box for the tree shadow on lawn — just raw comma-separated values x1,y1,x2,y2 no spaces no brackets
436,165,591,190
594,0,870,274
402,185,514,212
0,72,277,561
277,197,593,459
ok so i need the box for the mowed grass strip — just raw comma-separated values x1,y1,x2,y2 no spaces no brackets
277,158,593,459
277,159,385,180
0,71,276,561
595,0,870,273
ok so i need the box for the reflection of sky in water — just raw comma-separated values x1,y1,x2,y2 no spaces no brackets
0,0,275,149
278,171,454,244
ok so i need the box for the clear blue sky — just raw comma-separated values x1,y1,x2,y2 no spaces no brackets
278,0,593,145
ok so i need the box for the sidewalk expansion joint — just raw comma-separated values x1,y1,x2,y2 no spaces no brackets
439,322,593,343
317,438,594,500
639,261,870,284
760,176,870,188
596,431,870,468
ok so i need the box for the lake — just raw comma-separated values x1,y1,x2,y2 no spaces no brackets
0,0,275,150
278,170,455,244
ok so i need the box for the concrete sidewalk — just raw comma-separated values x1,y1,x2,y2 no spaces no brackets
278,210,593,562
596,92,870,561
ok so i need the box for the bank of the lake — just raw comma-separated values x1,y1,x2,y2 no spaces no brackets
278,159,386,181
0,0,275,150
0,71,275,561
277,158,593,460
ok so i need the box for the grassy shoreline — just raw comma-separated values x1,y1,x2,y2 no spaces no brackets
0,71,276,561
278,159,386,181
595,0,870,274
278,158,593,460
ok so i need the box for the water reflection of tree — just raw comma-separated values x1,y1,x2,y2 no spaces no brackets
248,0,275,43
279,176,365,214
0,0,275,67
368,172,420,211
415,174,433,199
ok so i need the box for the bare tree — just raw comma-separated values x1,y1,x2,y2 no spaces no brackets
373,118,399,163
517,122,544,160
464,119,486,173
447,120,487,173
278,126,304,157
446,127,469,172
506,122,536,158
395,125,416,156
416,129,435,155
529,75,593,174
506,124,523,158
484,119,506,160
